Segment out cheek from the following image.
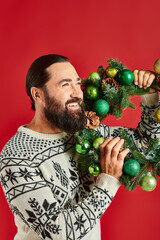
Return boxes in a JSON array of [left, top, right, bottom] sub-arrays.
[[81, 92, 84, 100], [53, 90, 66, 101], [78, 88, 83, 100], [55, 94, 68, 108]]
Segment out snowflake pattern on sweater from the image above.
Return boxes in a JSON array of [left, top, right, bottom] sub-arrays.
[[0, 93, 160, 240]]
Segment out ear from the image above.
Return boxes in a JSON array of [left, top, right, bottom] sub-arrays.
[[30, 87, 45, 106]]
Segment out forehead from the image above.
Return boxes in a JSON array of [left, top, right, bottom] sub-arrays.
[[46, 62, 79, 82]]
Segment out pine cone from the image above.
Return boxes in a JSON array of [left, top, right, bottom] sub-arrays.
[[85, 111, 100, 129], [102, 78, 119, 91]]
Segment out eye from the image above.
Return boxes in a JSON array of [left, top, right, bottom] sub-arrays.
[[62, 83, 69, 87], [77, 81, 81, 85]]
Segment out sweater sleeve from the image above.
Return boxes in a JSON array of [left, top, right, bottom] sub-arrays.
[[0, 151, 120, 240], [136, 92, 160, 142], [97, 92, 160, 149]]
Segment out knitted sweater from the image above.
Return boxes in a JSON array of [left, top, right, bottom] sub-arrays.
[[0, 93, 160, 240]]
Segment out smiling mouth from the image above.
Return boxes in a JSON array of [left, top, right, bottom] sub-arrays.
[[67, 102, 81, 110]]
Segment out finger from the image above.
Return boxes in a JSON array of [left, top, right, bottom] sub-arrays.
[[143, 71, 151, 89], [108, 148, 130, 179], [103, 137, 121, 150], [100, 136, 113, 156], [133, 70, 139, 85], [111, 139, 126, 166], [115, 149, 130, 176], [100, 137, 121, 172], [106, 139, 124, 169], [137, 70, 145, 88], [111, 139, 124, 159], [103, 137, 121, 162], [100, 136, 113, 161], [146, 73, 155, 87], [117, 148, 130, 162], [100, 136, 113, 149], [113, 139, 124, 156]]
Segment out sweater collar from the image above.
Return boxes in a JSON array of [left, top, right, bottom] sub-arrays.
[[18, 126, 71, 140]]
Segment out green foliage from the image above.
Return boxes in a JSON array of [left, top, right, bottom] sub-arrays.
[[75, 128, 160, 192], [107, 58, 124, 71], [124, 165, 148, 191], [81, 78, 87, 86], [97, 65, 105, 79], [77, 153, 94, 172], [74, 129, 99, 144], [101, 82, 150, 119], [119, 129, 160, 191], [77, 58, 160, 191], [82, 58, 153, 120], [81, 59, 151, 119], [75, 129, 101, 173], [145, 138, 159, 155], [132, 151, 147, 164], [151, 75, 160, 91], [102, 83, 133, 118], [118, 129, 137, 150]]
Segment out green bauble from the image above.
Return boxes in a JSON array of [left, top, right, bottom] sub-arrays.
[[88, 72, 101, 87], [88, 72, 101, 81], [75, 140, 91, 155], [93, 99, 109, 116], [140, 174, 157, 192], [93, 137, 105, 151], [88, 163, 101, 176], [84, 85, 99, 100], [154, 109, 160, 124], [118, 69, 134, 85], [154, 59, 160, 74], [106, 66, 118, 78], [123, 159, 140, 176]]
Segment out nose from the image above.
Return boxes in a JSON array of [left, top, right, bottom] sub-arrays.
[[70, 84, 83, 100]]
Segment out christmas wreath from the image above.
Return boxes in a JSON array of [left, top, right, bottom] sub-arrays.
[[74, 58, 160, 192]]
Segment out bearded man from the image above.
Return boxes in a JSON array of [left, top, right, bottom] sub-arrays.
[[0, 54, 159, 240]]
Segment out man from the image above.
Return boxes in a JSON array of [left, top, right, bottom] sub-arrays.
[[0, 54, 159, 240]]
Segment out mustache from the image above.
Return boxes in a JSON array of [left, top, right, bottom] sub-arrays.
[[65, 97, 83, 106]]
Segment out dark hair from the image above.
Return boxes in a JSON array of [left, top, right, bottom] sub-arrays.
[[26, 54, 69, 110]]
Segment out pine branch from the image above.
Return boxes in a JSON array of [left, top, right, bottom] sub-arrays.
[[101, 83, 141, 119], [101, 83, 119, 102], [74, 129, 99, 144], [126, 84, 149, 96], [120, 174, 132, 191], [130, 165, 149, 191], [78, 155, 92, 172], [110, 105, 123, 119], [128, 102, 136, 109], [144, 138, 159, 155], [132, 150, 148, 164], [107, 59, 124, 71], [97, 65, 105, 79], [121, 164, 149, 191], [151, 165, 158, 180], [118, 129, 137, 152]]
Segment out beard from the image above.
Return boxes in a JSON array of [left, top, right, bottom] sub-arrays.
[[43, 89, 87, 134]]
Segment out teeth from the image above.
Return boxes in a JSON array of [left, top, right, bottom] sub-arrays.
[[68, 103, 78, 107]]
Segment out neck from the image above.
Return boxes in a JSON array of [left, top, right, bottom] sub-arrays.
[[26, 111, 62, 134]]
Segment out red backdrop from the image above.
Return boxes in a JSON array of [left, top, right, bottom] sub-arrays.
[[0, 0, 160, 239]]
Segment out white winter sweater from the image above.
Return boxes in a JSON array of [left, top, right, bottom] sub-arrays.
[[0, 93, 160, 240]]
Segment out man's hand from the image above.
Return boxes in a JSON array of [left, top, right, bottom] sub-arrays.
[[100, 137, 129, 180], [133, 70, 156, 93]]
